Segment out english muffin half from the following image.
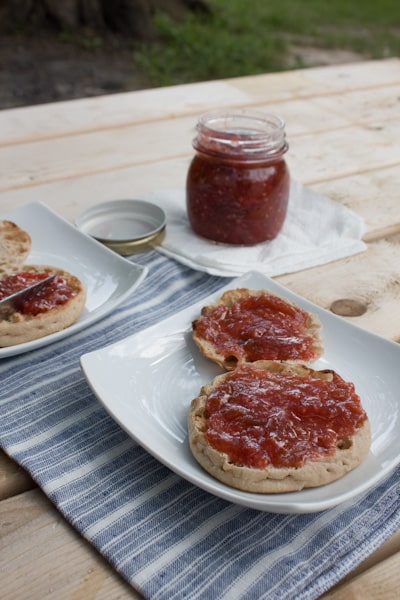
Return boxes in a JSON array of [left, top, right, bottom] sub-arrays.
[[188, 361, 370, 493], [192, 288, 323, 370], [0, 265, 86, 346]]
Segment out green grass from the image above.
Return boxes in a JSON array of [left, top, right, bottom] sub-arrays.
[[133, 0, 400, 87]]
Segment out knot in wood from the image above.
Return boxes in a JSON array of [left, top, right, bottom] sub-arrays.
[[329, 298, 367, 317]]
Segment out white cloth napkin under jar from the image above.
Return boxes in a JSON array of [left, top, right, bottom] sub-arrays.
[[146, 179, 366, 277]]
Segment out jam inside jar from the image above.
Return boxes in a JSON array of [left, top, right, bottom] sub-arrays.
[[186, 109, 290, 245]]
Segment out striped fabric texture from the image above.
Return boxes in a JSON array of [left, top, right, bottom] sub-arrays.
[[1, 251, 399, 600]]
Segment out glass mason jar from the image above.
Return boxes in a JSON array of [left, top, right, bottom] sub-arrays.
[[186, 109, 290, 245]]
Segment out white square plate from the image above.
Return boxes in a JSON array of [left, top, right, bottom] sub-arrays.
[[81, 271, 400, 513], [1, 202, 147, 358]]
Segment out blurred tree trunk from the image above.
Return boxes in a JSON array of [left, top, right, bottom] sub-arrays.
[[0, 0, 211, 38]]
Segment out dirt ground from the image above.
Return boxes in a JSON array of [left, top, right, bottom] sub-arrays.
[[0, 32, 149, 109], [0, 32, 365, 110]]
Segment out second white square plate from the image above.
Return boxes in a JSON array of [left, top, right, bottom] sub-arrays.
[[81, 271, 400, 513]]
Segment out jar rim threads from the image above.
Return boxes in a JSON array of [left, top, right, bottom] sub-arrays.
[[193, 108, 288, 160]]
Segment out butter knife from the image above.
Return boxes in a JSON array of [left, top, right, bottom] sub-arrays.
[[0, 275, 56, 319]]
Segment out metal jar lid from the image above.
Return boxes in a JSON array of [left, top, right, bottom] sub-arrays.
[[76, 199, 166, 255]]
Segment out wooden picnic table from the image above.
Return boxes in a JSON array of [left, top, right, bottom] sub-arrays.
[[1, 58, 400, 599]]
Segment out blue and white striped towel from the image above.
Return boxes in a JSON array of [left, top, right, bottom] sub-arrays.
[[1, 251, 399, 600]]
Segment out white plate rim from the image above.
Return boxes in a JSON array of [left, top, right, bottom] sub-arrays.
[[80, 271, 400, 513], [1, 202, 147, 358]]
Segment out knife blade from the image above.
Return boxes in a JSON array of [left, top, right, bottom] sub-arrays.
[[0, 274, 56, 319]]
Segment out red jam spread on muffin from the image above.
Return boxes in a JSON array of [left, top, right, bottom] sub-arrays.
[[194, 293, 318, 362], [0, 272, 75, 315], [204, 364, 367, 469]]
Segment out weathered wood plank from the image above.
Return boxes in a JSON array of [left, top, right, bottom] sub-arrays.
[[287, 121, 400, 184], [278, 234, 400, 342], [0, 488, 141, 599], [0, 449, 35, 500], [0, 114, 399, 193], [313, 165, 400, 235], [321, 550, 400, 599], [334, 530, 400, 587], [0, 156, 189, 220], [296, 58, 400, 92], [1, 156, 399, 243], [1, 59, 398, 147], [313, 84, 400, 127]]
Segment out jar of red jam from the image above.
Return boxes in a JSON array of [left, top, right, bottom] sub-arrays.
[[186, 109, 290, 245]]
